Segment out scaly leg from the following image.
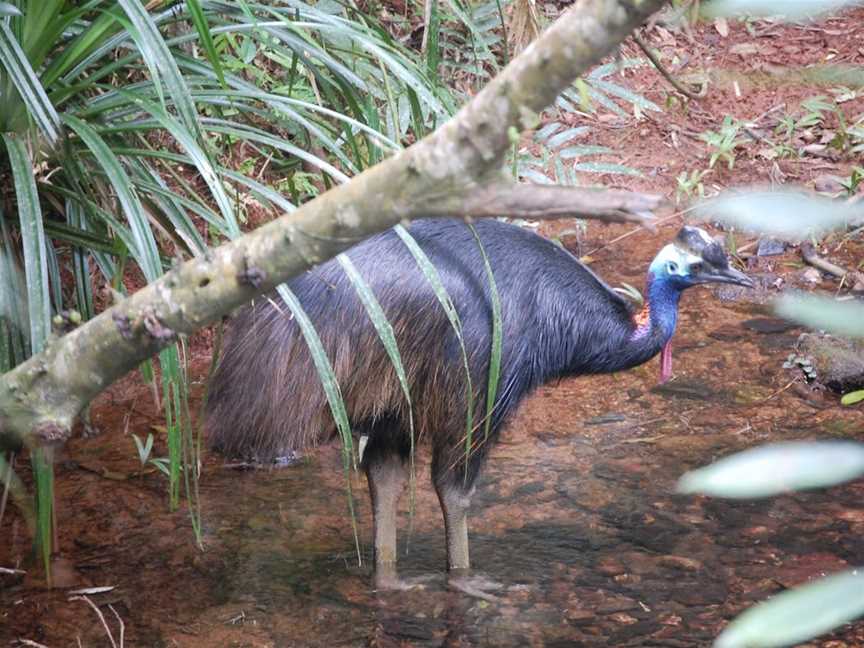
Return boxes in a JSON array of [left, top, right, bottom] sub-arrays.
[[434, 479, 474, 572], [364, 452, 408, 586]]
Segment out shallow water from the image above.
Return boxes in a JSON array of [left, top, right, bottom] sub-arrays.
[[3, 232, 864, 647]]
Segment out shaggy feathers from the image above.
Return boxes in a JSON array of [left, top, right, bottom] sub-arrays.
[[207, 219, 667, 486]]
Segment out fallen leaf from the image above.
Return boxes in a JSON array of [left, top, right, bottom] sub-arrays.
[[714, 17, 729, 37]]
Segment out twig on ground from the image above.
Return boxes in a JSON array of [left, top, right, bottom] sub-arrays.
[[633, 31, 705, 100], [69, 595, 122, 648]]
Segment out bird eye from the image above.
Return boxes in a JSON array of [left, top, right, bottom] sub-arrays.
[[691, 262, 703, 274], [666, 261, 678, 273]]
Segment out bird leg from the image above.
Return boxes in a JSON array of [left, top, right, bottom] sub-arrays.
[[659, 339, 673, 383], [434, 480, 474, 572], [364, 452, 407, 585]]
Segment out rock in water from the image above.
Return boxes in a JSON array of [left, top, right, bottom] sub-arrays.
[[798, 333, 864, 393], [756, 238, 786, 256]]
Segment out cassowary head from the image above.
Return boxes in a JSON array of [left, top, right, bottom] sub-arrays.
[[649, 226, 754, 290]]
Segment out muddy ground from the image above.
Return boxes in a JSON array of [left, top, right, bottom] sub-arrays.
[[3, 8, 864, 648]]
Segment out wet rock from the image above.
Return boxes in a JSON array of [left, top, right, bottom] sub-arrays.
[[801, 267, 823, 284], [608, 612, 639, 625], [512, 481, 547, 499], [757, 332, 800, 354], [595, 596, 640, 614], [670, 580, 727, 606], [566, 608, 596, 625], [708, 324, 745, 342], [798, 333, 864, 393], [659, 555, 703, 572], [757, 237, 786, 256], [596, 557, 626, 576], [584, 413, 626, 425], [742, 317, 797, 334], [650, 378, 719, 401], [556, 475, 616, 511]]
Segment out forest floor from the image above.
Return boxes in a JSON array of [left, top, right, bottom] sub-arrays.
[[3, 7, 864, 648]]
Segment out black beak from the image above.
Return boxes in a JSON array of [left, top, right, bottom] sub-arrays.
[[694, 265, 755, 288]]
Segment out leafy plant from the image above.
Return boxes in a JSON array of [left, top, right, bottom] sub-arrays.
[[0, 0, 454, 574], [675, 168, 708, 203], [700, 115, 746, 170], [131, 432, 170, 477], [782, 351, 817, 382]]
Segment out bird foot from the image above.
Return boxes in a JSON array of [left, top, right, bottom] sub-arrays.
[[448, 572, 505, 602], [373, 570, 436, 592]]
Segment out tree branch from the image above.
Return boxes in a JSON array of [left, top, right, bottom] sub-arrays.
[[0, 0, 666, 449]]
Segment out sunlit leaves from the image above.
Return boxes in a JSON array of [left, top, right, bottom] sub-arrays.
[[677, 441, 864, 499], [714, 569, 864, 648]]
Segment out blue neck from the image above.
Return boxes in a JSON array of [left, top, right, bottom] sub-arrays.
[[645, 272, 682, 344]]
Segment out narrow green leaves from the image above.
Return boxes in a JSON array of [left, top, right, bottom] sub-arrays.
[[338, 253, 417, 502], [469, 225, 502, 442], [774, 293, 864, 339], [395, 224, 475, 479], [0, 22, 61, 143], [677, 441, 864, 499], [186, 0, 227, 88], [275, 284, 362, 564], [695, 189, 863, 240], [117, 0, 202, 140], [62, 115, 162, 280], [715, 568, 864, 648], [3, 135, 50, 354]]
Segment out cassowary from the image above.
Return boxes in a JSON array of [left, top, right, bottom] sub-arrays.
[[207, 219, 752, 584]]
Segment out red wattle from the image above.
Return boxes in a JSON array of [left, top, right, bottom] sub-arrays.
[[659, 340, 673, 383]]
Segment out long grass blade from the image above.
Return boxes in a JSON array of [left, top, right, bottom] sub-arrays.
[[394, 224, 475, 482], [62, 114, 162, 279], [116, 0, 201, 139], [274, 283, 362, 565], [468, 225, 502, 442], [3, 134, 50, 354], [0, 22, 61, 143], [338, 254, 418, 515], [187, 0, 227, 88]]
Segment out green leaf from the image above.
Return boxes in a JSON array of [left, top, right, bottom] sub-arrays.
[[31, 448, 54, 585], [714, 569, 864, 648], [0, 3, 22, 17], [116, 0, 202, 139], [469, 225, 502, 443], [186, 0, 227, 88], [559, 145, 614, 159], [3, 134, 51, 354], [395, 224, 475, 480], [338, 254, 417, 504], [695, 188, 863, 240], [115, 91, 240, 239], [702, 0, 862, 21], [774, 293, 864, 339], [62, 114, 162, 280], [0, 22, 61, 143], [841, 390, 864, 406], [677, 441, 864, 499], [274, 284, 362, 563]]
